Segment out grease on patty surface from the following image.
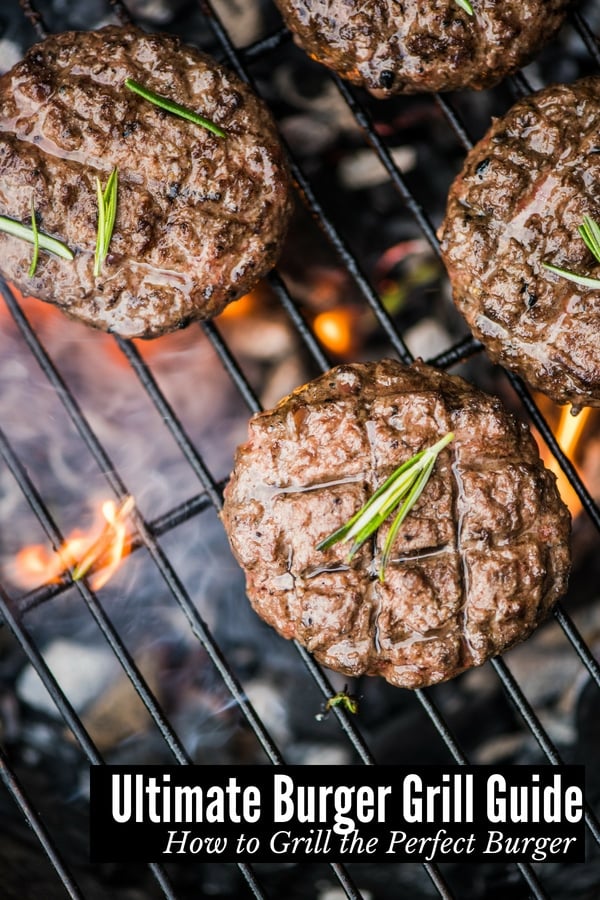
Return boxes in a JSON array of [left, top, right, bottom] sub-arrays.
[[222, 360, 570, 689], [273, 0, 571, 95], [0, 26, 292, 337], [439, 77, 600, 407]]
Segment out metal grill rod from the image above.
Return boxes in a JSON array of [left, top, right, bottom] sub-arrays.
[[492, 657, 600, 845], [0, 285, 285, 769], [0, 286, 280, 898], [0, 583, 180, 899], [0, 425, 193, 767], [199, 0, 415, 366], [0, 744, 84, 899], [415, 690, 550, 900]]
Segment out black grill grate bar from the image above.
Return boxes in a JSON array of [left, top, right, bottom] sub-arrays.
[[553, 604, 600, 690], [0, 425, 194, 767], [570, 10, 600, 66], [427, 337, 483, 369], [432, 94, 473, 154], [241, 25, 291, 61], [199, 0, 414, 367], [0, 744, 84, 899], [507, 373, 600, 533], [115, 335, 224, 508], [0, 583, 181, 899], [492, 657, 600, 846], [202, 321, 262, 414], [415, 689, 549, 900], [18, 0, 47, 38], [331, 74, 442, 257], [293, 641, 377, 765], [267, 270, 333, 371]]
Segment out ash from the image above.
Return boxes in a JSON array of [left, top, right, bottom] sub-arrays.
[[0, 0, 600, 899]]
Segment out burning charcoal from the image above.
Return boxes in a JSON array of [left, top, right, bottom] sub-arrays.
[[16, 640, 118, 717], [127, 0, 189, 25], [403, 318, 451, 361], [338, 147, 416, 189]]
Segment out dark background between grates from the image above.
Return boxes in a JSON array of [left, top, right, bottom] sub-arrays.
[[0, 1, 600, 898]]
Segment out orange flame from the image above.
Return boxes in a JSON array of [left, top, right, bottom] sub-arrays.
[[538, 405, 592, 518], [13, 496, 134, 591]]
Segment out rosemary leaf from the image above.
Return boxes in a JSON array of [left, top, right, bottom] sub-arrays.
[[455, 0, 474, 14], [543, 263, 600, 289], [28, 198, 39, 278], [0, 214, 74, 263], [317, 431, 454, 580], [124, 77, 226, 139], [379, 455, 436, 580], [94, 167, 118, 277], [543, 214, 600, 289], [325, 691, 359, 715], [579, 215, 600, 264]]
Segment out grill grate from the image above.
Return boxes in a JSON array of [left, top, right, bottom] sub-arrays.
[[0, 1, 598, 898]]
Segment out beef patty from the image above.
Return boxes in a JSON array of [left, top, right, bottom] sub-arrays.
[[273, 0, 571, 96], [222, 360, 570, 689], [439, 77, 600, 408], [0, 26, 292, 338]]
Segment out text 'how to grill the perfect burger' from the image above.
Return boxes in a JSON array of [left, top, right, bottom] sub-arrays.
[[89, 766, 585, 864]]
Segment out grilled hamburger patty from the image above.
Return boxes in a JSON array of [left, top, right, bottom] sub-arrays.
[[222, 360, 570, 689], [0, 26, 292, 338], [439, 78, 600, 407], [272, 0, 571, 95]]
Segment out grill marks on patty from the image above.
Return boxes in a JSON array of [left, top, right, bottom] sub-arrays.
[[439, 76, 600, 407], [0, 25, 293, 337], [222, 360, 570, 689], [272, 0, 572, 95]]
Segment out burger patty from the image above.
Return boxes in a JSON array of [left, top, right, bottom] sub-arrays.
[[222, 360, 570, 690], [439, 77, 600, 407], [272, 0, 571, 96], [0, 26, 292, 338]]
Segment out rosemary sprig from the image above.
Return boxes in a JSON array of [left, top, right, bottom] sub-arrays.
[[455, 0, 474, 14], [543, 215, 600, 289], [28, 198, 39, 278], [94, 167, 118, 277], [315, 687, 359, 721], [0, 213, 74, 265], [325, 690, 359, 715], [124, 77, 226, 139], [316, 431, 454, 582]]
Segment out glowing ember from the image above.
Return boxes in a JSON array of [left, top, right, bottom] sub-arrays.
[[313, 308, 358, 356], [13, 496, 134, 591], [217, 290, 259, 320]]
